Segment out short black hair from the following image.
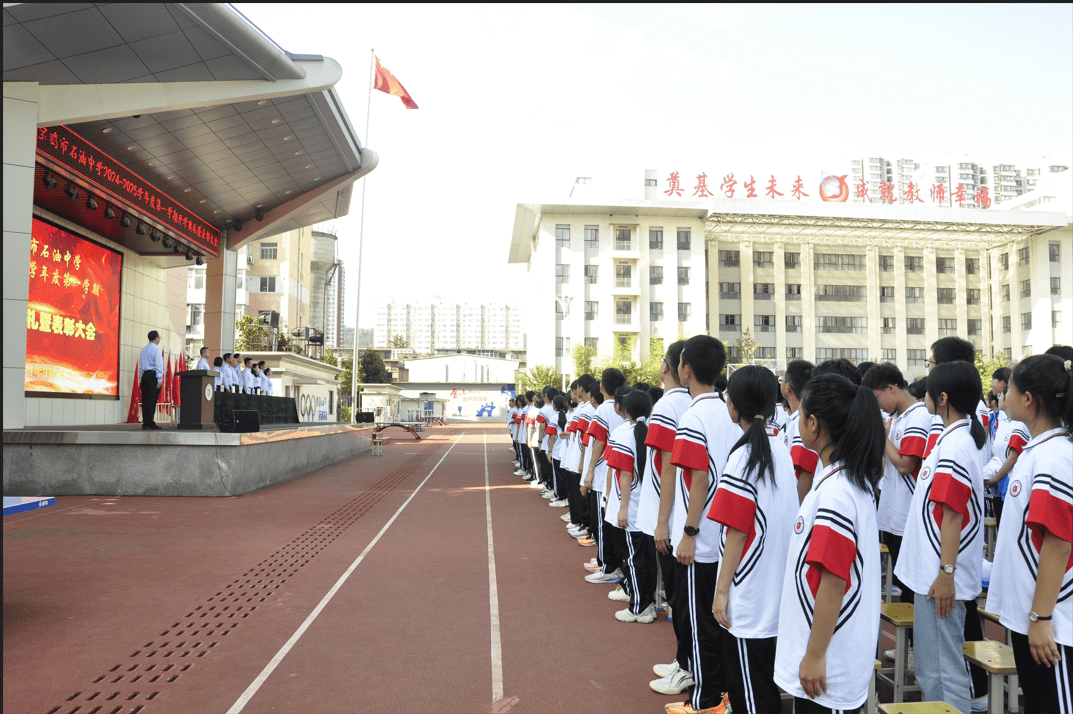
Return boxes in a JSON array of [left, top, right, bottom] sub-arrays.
[[233, 353, 242, 360], [601, 368, 627, 396], [992, 367, 1011, 384], [244, 357, 252, 366], [258, 361, 266, 368], [665, 340, 687, 377], [907, 378, 927, 400], [679, 335, 726, 386], [200, 346, 210, 356], [857, 362, 877, 379], [213, 356, 223, 367], [263, 368, 271, 375], [814, 358, 862, 386], [783, 359, 814, 399], [931, 336, 975, 365], [147, 330, 159, 341], [1044, 344, 1073, 362], [223, 352, 232, 360], [862, 362, 906, 391]]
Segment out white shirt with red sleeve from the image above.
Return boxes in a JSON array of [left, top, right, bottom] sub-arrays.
[[565, 402, 592, 473], [587, 400, 625, 494], [786, 410, 819, 479], [508, 407, 518, 441], [637, 387, 692, 536], [538, 403, 557, 452], [525, 405, 540, 447], [707, 427, 798, 639], [982, 417, 1029, 483], [553, 409, 570, 461], [895, 418, 985, 600], [877, 401, 931, 536], [985, 428, 1072, 646], [669, 392, 740, 562], [923, 400, 991, 466], [774, 461, 881, 711], [605, 421, 643, 532]]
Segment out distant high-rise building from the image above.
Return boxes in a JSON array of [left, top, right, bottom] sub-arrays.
[[374, 299, 525, 353]]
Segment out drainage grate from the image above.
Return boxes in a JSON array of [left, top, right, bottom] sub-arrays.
[[46, 447, 440, 714]]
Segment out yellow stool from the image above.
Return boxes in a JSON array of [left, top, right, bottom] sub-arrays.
[[866, 659, 881, 714], [963, 640, 1017, 714], [983, 516, 997, 560], [879, 704, 961, 713], [977, 607, 1019, 712], [371, 437, 384, 456], [877, 602, 920, 703], [880, 543, 894, 603]]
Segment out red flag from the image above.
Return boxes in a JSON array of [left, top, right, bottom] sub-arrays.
[[163, 354, 173, 416], [173, 370, 182, 408], [126, 366, 142, 423], [373, 56, 418, 109]]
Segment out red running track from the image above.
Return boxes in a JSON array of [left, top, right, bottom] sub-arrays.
[[4, 425, 690, 714]]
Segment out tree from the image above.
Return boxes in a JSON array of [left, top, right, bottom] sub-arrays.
[[518, 364, 563, 393], [389, 334, 410, 349], [235, 313, 265, 351], [734, 328, 757, 365], [572, 343, 597, 378], [975, 350, 1009, 399], [360, 350, 392, 383], [320, 345, 338, 368]]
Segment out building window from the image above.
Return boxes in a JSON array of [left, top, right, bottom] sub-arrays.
[[556, 263, 570, 284], [1020, 279, 1032, 298], [967, 319, 982, 336], [555, 337, 565, 357], [585, 337, 598, 350], [1002, 316, 1011, 333], [585, 301, 598, 321], [905, 287, 923, 304], [880, 286, 894, 303], [678, 267, 690, 286], [815, 253, 866, 271], [754, 283, 775, 300], [727, 345, 740, 362], [904, 256, 924, 273], [1052, 277, 1061, 296], [719, 282, 741, 300], [555, 225, 570, 247], [1021, 312, 1032, 330], [784, 252, 800, 269], [1050, 242, 1061, 262], [907, 349, 927, 367], [650, 265, 663, 285], [816, 348, 868, 362], [754, 314, 775, 332], [967, 288, 981, 305], [584, 226, 599, 249], [1000, 253, 1009, 270], [787, 347, 802, 360], [786, 284, 801, 301], [938, 318, 957, 336], [1018, 247, 1030, 266], [1001, 284, 1010, 302], [719, 250, 740, 267], [260, 242, 277, 260], [649, 228, 663, 250], [815, 285, 866, 302], [754, 347, 774, 360], [816, 316, 866, 334], [1004, 347, 1012, 360], [906, 318, 925, 335], [611, 228, 632, 251], [678, 302, 691, 322], [936, 256, 953, 273], [882, 317, 896, 334], [754, 251, 774, 268], [555, 301, 564, 320], [879, 255, 895, 272], [585, 265, 598, 284], [786, 315, 801, 333], [188, 303, 203, 326], [615, 299, 632, 325], [1054, 310, 1062, 329], [883, 349, 897, 362], [719, 313, 739, 332], [613, 263, 632, 288], [937, 288, 956, 304], [677, 229, 691, 251], [650, 302, 664, 321], [966, 257, 979, 274], [259, 276, 276, 293]]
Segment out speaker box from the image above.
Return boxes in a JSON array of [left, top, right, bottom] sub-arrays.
[[359, 411, 375, 423], [220, 410, 260, 433]]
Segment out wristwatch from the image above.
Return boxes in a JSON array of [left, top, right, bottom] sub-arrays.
[[1029, 611, 1052, 622], [683, 525, 700, 537], [940, 563, 956, 574]]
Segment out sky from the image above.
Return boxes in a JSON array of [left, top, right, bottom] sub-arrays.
[[236, 3, 1073, 329]]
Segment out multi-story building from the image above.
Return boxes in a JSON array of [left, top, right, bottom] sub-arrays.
[[511, 170, 1070, 380], [373, 299, 526, 353], [323, 259, 345, 349]]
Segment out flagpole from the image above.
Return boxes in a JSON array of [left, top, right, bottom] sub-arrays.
[[350, 48, 374, 423]]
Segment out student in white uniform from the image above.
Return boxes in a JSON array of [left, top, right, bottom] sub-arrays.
[[554, 393, 575, 518], [582, 369, 627, 583], [577, 381, 605, 550], [895, 361, 987, 714], [985, 354, 1072, 714], [666, 335, 740, 714], [773, 374, 884, 714], [548, 394, 569, 507], [709, 365, 798, 714], [983, 390, 1029, 525], [780, 359, 817, 503], [567, 376, 597, 542]]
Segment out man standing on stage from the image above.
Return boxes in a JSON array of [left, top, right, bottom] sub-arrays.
[[139, 330, 164, 430], [195, 346, 210, 371]]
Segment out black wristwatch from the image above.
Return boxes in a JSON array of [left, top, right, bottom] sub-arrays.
[[1029, 611, 1052, 622], [683, 525, 700, 537]]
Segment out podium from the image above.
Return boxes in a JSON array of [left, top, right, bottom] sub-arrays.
[[176, 370, 220, 430]]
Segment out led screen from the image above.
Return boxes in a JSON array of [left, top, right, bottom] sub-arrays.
[[25, 217, 123, 397]]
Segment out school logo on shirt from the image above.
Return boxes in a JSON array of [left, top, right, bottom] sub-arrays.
[[919, 467, 931, 482], [1009, 480, 1021, 497], [794, 516, 804, 534], [1003, 434, 1010, 442], [895, 430, 901, 440]]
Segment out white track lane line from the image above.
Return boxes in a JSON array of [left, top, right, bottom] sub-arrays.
[[484, 433, 505, 702], [227, 432, 467, 714]]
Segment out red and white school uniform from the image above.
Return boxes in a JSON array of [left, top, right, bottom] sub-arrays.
[[587, 400, 624, 496], [786, 410, 819, 480], [708, 426, 798, 714], [638, 387, 691, 536], [587, 400, 625, 571], [566, 401, 593, 474], [982, 416, 1029, 484], [606, 420, 658, 614], [774, 461, 881, 711], [924, 400, 991, 464], [877, 401, 931, 537]]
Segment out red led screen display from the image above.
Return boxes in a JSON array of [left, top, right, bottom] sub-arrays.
[[25, 217, 123, 398]]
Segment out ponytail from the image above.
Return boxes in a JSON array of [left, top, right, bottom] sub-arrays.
[[726, 366, 779, 484], [926, 361, 987, 449], [623, 390, 654, 483], [730, 415, 775, 484], [634, 419, 649, 483], [552, 395, 568, 431], [801, 375, 885, 495]]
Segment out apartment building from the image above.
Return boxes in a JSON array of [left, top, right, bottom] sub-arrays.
[[374, 299, 525, 353]]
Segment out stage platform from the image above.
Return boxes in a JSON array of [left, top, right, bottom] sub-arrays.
[[3, 422, 374, 498]]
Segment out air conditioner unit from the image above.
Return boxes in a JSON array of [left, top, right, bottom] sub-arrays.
[[247, 255, 254, 265]]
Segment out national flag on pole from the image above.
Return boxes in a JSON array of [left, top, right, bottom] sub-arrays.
[[373, 56, 418, 109], [126, 367, 142, 423]]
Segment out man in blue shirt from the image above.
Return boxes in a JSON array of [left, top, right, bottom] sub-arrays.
[[195, 347, 210, 371], [139, 330, 164, 429]]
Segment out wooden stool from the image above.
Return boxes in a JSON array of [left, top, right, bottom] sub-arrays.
[[879, 704, 961, 713], [880, 543, 894, 604], [983, 516, 997, 560], [977, 607, 1019, 712], [371, 437, 384, 456], [877, 602, 920, 703], [963, 640, 1017, 714]]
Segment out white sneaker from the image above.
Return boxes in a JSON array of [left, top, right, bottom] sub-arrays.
[[513, 469, 526, 476], [649, 668, 694, 694], [653, 661, 682, 678], [541, 491, 555, 499], [549, 499, 568, 507], [584, 568, 623, 584], [616, 604, 657, 623], [608, 585, 631, 602], [883, 646, 915, 673], [560, 513, 572, 521], [529, 480, 544, 489]]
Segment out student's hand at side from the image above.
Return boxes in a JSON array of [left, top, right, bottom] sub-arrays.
[[676, 535, 695, 565], [617, 507, 629, 530], [1029, 620, 1061, 667], [798, 652, 827, 700], [654, 522, 671, 555], [927, 572, 956, 619], [712, 590, 730, 629]]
